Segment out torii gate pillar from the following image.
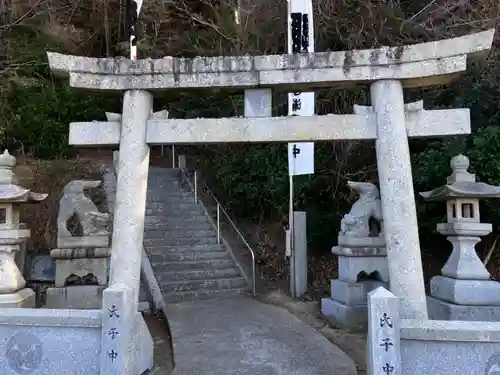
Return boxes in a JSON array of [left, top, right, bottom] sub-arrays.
[[371, 80, 427, 319], [109, 90, 152, 309]]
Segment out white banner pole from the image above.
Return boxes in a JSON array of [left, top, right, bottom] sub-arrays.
[[287, 0, 315, 298]]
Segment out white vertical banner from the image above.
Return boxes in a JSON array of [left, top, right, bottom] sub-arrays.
[[128, 0, 143, 60], [288, 142, 314, 176], [287, 0, 315, 174]]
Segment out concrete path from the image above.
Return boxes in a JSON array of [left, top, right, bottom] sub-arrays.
[[165, 297, 357, 375]]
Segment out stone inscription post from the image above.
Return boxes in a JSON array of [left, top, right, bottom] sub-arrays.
[[100, 283, 136, 375], [367, 287, 401, 375]]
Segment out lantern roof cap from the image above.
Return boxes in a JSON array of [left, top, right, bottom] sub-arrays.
[[420, 154, 500, 201], [0, 150, 48, 203]]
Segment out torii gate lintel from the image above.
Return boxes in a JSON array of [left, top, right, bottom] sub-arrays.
[[69, 104, 470, 147]]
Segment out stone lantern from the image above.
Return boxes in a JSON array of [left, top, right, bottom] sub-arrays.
[[420, 154, 500, 321], [0, 150, 48, 307]]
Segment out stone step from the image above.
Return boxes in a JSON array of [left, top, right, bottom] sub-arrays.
[[147, 185, 191, 192], [163, 287, 249, 303], [158, 259, 235, 272], [156, 267, 241, 282], [144, 226, 214, 234], [158, 251, 232, 262], [143, 229, 216, 239], [159, 276, 246, 292], [146, 181, 184, 187], [146, 202, 200, 210], [146, 186, 184, 193], [149, 167, 179, 174], [148, 174, 179, 179], [147, 177, 180, 182], [147, 176, 179, 182], [146, 190, 191, 198], [147, 172, 179, 178], [144, 215, 208, 225], [144, 222, 213, 231], [144, 244, 226, 254], [146, 198, 195, 205], [145, 207, 205, 216], [144, 237, 218, 247], [147, 194, 195, 201], [147, 170, 180, 176]]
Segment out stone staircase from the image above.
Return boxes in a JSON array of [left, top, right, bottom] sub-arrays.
[[143, 168, 249, 303]]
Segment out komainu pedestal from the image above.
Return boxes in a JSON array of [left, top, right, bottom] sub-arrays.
[[45, 180, 111, 309], [321, 181, 388, 329]]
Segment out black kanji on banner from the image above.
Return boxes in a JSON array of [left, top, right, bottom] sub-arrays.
[[292, 98, 302, 112], [301, 14, 309, 52], [291, 12, 302, 53], [127, 0, 138, 46], [291, 12, 310, 53]]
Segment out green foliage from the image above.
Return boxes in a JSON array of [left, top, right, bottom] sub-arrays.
[[2, 84, 119, 159], [5, 25, 68, 79], [212, 144, 289, 218], [193, 140, 376, 251]]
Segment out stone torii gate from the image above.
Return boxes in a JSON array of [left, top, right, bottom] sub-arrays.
[[48, 30, 494, 328]]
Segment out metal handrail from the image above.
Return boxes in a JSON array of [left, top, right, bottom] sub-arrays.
[[180, 168, 256, 296]]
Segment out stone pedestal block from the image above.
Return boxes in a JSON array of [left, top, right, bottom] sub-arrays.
[[51, 247, 110, 287], [46, 246, 111, 309], [57, 235, 109, 249], [322, 279, 387, 329], [322, 243, 388, 329], [45, 285, 105, 309], [331, 279, 386, 305], [338, 253, 389, 283], [427, 296, 500, 322], [439, 235, 491, 280], [0, 288, 35, 308], [321, 298, 367, 328], [431, 275, 500, 305]]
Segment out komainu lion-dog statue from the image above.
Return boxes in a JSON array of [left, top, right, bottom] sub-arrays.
[[340, 181, 383, 238], [57, 180, 109, 238]]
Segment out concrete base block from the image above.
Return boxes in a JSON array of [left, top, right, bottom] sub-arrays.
[[0, 305, 151, 375], [321, 298, 367, 329], [45, 285, 105, 309], [330, 279, 386, 305], [0, 288, 35, 308], [430, 275, 500, 305], [54, 257, 109, 287], [401, 319, 500, 375], [0, 308, 101, 375], [427, 296, 500, 321], [338, 255, 389, 283]]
